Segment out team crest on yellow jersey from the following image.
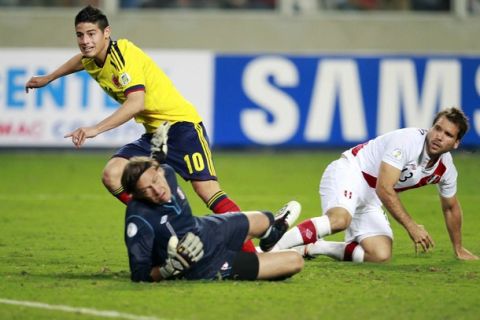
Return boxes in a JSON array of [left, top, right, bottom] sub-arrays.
[[111, 74, 121, 88], [119, 72, 131, 86], [111, 72, 131, 88]]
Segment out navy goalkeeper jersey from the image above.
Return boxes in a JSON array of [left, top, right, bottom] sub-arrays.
[[124, 165, 248, 282]]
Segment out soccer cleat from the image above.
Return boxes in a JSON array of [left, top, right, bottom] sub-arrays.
[[150, 121, 170, 163], [259, 200, 301, 252], [291, 244, 315, 260]]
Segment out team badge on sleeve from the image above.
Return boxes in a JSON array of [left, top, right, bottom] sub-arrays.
[[119, 72, 131, 86], [391, 148, 403, 160], [127, 222, 138, 237]]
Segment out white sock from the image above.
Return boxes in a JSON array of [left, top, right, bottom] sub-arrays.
[[274, 228, 303, 250], [343, 242, 365, 262], [311, 215, 332, 238], [307, 240, 365, 262], [351, 245, 365, 262], [307, 240, 346, 260]]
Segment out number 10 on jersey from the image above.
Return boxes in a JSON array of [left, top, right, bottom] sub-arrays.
[[184, 153, 205, 174]]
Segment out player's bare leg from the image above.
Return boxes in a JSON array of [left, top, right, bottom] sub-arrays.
[[243, 201, 301, 250], [191, 179, 223, 205], [326, 207, 353, 232], [243, 208, 303, 280], [360, 235, 392, 262], [243, 211, 272, 238], [256, 251, 304, 280], [102, 157, 131, 204]]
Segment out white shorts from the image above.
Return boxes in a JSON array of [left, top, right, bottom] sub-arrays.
[[345, 206, 393, 243], [319, 157, 393, 243]]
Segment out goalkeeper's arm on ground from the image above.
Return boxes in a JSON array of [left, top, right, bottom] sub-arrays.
[[125, 217, 156, 282]]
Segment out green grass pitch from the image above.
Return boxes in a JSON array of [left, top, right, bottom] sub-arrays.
[[0, 150, 479, 320]]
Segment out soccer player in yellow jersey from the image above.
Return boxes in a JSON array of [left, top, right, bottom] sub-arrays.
[[25, 5, 255, 252]]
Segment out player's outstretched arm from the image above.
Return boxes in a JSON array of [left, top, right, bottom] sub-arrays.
[[25, 53, 84, 93], [440, 195, 479, 260], [64, 91, 145, 148], [376, 161, 435, 253]]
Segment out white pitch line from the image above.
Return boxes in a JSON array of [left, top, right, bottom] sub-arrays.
[[0, 298, 162, 320]]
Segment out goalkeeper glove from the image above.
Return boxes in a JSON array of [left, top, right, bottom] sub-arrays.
[[150, 121, 170, 163], [177, 232, 204, 265], [158, 232, 204, 280]]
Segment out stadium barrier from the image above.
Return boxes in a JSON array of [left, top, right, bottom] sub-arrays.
[[1, 49, 479, 148]]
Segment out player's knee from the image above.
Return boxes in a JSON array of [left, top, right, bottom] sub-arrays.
[[102, 163, 124, 189], [274, 251, 305, 278], [362, 236, 392, 263], [102, 168, 115, 188], [326, 209, 352, 231], [374, 252, 391, 263], [247, 211, 273, 238], [368, 248, 391, 263], [290, 251, 305, 274], [278, 252, 304, 278]]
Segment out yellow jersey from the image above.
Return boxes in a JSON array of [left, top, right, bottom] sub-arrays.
[[82, 39, 202, 133]]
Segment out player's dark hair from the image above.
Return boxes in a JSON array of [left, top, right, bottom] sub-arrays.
[[75, 5, 109, 31], [432, 107, 469, 140], [121, 157, 159, 196]]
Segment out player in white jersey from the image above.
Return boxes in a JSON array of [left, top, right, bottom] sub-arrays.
[[271, 107, 478, 263]]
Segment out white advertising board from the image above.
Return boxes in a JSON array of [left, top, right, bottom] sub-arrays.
[[0, 48, 213, 147]]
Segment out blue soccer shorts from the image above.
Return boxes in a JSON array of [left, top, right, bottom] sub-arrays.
[[113, 121, 217, 181], [185, 212, 253, 280]]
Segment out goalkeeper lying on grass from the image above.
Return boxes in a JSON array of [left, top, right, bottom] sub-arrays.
[[120, 128, 303, 281]]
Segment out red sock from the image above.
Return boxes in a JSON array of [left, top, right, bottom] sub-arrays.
[[343, 242, 359, 261], [240, 240, 257, 253], [297, 219, 318, 245], [208, 192, 241, 213], [208, 191, 256, 253], [112, 186, 132, 205]]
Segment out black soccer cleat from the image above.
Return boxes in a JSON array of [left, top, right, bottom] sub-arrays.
[[259, 201, 301, 252]]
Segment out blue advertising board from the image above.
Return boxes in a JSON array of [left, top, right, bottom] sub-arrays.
[[1, 50, 479, 148], [214, 54, 480, 148]]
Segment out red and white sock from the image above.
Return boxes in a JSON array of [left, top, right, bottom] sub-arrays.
[[307, 240, 365, 262], [275, 215, 332, 250], [343, 241, 365, 262]]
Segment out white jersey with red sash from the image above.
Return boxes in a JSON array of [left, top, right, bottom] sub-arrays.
[[342, 128, 457, 198]]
